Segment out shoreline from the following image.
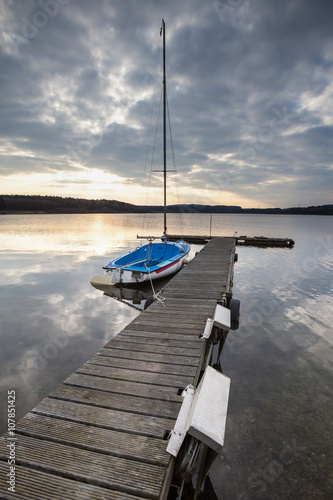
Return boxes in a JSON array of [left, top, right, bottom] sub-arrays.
[[1, 210, 332, 216]]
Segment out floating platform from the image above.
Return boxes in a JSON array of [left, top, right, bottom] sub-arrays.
[[0, 237, 236, 500], [236, 236, 295, 247], [168, 235, 295, 247]]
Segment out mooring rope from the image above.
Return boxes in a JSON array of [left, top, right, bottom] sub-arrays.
[[145, 264, 166, 308]]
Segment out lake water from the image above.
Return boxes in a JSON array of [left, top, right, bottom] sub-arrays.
[[0, 213, 332, 499]]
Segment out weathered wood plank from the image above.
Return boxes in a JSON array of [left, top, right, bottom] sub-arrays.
[[65, 373, 182, 401], [88, 354, 197, 377], [170, 271, 227, 277], [144, 302, 217, 314], [163, 285, 228, 291], [0, 435, 166, 499], [116, 334, 202, 348], [97, 347, 199, 366], [163, 275, 229, 283], [16, 413, 169, 466], [119, 329, 203, 341], [162, 290, 225, 300], [76, 363, 195, 387], [143, 297, 217, 307], [49, 385, 180, 419], [164, 273, 230, 282], [0, 461, 142, 500], [140, 310, 213, 321], [122, 324, 204, 335], [139, 310, 214, 320], [126, 315, 207, 328], [32, 398, 175, 438], [162, 283, 227, 289], [103, 339, 202, 357]]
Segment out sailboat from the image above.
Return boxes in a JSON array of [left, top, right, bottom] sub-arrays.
[[101, 20, 190, 285]]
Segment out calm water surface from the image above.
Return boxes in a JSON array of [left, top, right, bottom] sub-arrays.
[[0, 213, 332, 499]]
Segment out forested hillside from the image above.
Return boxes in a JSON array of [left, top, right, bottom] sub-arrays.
[[0, 195, 142, 213], [1, 195, 332, 215]]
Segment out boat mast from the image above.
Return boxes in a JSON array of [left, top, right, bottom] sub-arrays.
[[162, 19, 167, 240]]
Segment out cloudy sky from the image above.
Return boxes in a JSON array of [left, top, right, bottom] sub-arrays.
[[1, 0, 332, 208]]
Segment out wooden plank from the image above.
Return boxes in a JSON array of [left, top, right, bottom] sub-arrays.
[[49, 385, 180, 419], [125, 316, 207, 328], [143, 297, 217, 307], [76, 363, 195, 387], [97, 347, 199, 366], [123, 311, 211, 328], [164, 285, 229, 293], [119, 324, 207, 336], [162, 284, 228, 291], [132, 315, 209, 325], [88, 354, 197, 377], [162, 290, 224, 300], [0, 434, 165, 499], [32, 398, 175, 439], [65, 373, 182, 402], [167, 268, 230, 276], [116, 334, 202, 348], [161, 285, 227, 293], [179, 270, 228, 274], [141, 304, 215, 313], [163, 281, 227, 292], [0, 461, 142, 500], [141, 308, 215, 318], [165, 281, 225, 288], [194, 267, 231, 272], [119, 329, 203, 341], [140, 310, 213, 321], [168, 270, 230, 279], [145, 302, 217, 312], [16, 413, 169, 466], [103, 340, 202, 357], [169, 271, 230, 278]]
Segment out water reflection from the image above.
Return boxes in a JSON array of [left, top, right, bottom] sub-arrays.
[[0, 254, 140, 436], [1, 213, 333, 499], [91, 280, 150, 311], [213, 236, 333, 499], [90, 276, 172, 312]]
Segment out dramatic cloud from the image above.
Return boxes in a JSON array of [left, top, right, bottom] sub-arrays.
[[0, 0, 332, 207]]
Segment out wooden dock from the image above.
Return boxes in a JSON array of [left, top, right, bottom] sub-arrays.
[[0, 237, 236, 500]]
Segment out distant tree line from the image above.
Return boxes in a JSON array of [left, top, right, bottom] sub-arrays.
[[0, 195, 332, 215], [0, 195, 143, 213], [280, 205, 333, 215], [140, 203, 333, 215]]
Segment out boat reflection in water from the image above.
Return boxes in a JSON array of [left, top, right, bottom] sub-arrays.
[[90, 273, 173, 311]]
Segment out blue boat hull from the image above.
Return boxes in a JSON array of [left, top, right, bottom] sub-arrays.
[[103, 240, 191, 284]]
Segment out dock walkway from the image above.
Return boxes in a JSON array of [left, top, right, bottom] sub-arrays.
[[0, 237, 236, 500]]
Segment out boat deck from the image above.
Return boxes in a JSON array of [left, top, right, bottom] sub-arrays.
[[0, 237, 236, 500]]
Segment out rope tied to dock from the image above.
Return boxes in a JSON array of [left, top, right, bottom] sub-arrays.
[[145, 264, 166, 308]]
